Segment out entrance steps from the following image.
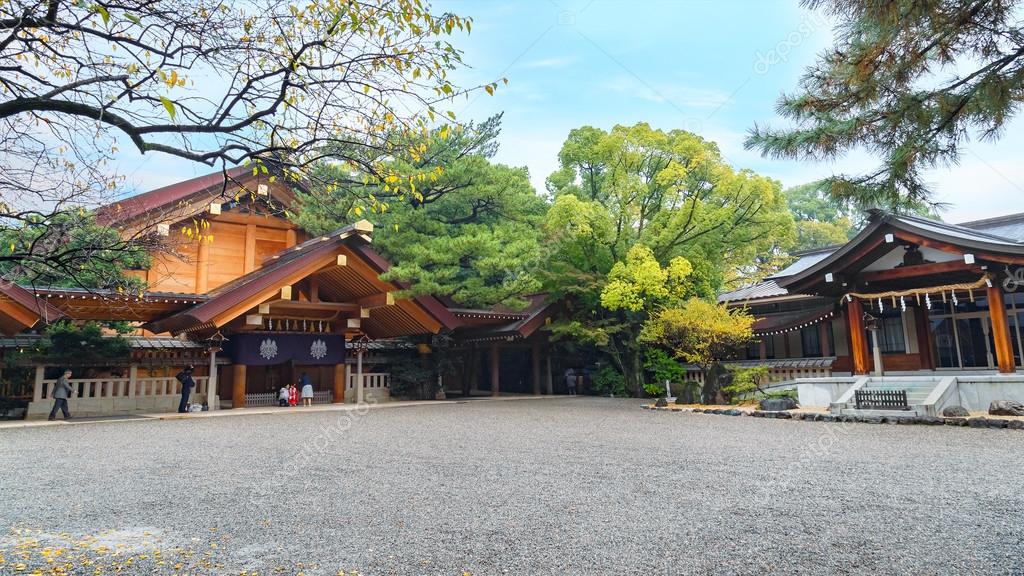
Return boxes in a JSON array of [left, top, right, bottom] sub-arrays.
[[830, 376, 951, 417]]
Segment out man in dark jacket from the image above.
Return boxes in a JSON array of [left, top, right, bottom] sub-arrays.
[[177, 365, 195, 413], [48, 369, 73, 421]]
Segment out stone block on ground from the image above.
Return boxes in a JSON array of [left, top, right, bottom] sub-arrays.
[[988, 400, 1024, 417], [759, 397, 798, 411]]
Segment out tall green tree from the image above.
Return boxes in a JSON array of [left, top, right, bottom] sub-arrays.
[[297, 115, 545, 309], [746, 1, 1024, 208], [542, 123, 792, 396]]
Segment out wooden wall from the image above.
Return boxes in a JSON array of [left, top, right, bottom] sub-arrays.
[[143, 215, 294, 295]]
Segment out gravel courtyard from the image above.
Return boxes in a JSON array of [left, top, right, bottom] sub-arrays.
[[2, 397, 1023, 575]]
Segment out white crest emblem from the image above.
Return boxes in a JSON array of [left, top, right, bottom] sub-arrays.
[[259, 338, 278, 360], [310, 339, 328, 360]]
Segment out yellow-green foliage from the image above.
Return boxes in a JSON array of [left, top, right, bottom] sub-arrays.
[[641, 299, 753, 368], [600, 245, 692, 313]]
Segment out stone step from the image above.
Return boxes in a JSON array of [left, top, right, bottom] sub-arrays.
[[838, 407, 923, 418]]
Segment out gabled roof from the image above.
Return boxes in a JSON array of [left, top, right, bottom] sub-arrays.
[[142, 222, 458, 338], [721, 209, 1024, 304], [452, 294, 557, 343], [97, 165, 297, 229], [958, 212, 1024, 242], [777, 209, 1024, 294], [0, 281, 65, 335]]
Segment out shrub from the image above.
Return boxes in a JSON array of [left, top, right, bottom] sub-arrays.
[[591, 366, 628, 397], [643, 383, 666, 397], [722, 365, 768, 404]]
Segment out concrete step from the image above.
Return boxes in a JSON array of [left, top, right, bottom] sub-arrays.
[[837, 408, 923, 418]]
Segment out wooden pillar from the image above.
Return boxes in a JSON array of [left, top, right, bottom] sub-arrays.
[[489, 342, 500, 397], [232, 364, 247, 408], [332, 363, 346, 403], [914, 305, 935, 370], [819, 321, 831, 357], [243, 223, 257, 274], [285, 228, 297, 248], [545, 353, 553, 395], [988, 285, 1016, 373], [531, 342, 542, 395], [846, 298, 870, 375], [195, 238, 210, 294], [758, 338, 767, 361], [783, 332, 791, 359]]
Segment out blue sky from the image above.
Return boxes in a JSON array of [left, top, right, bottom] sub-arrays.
[[119, 0, 1024, 222]]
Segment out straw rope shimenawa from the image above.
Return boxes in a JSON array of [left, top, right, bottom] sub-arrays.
[[840, 274, 994, 307]]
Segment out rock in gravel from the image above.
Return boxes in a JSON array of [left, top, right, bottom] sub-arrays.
[[655, 398, 668, 408], [1008, 420, 1024, 430], [759, 397, 798, 411], [942, 405, 970, 418], [988, 400, 1024, 417], [987, 419, 1009, 429], [968, 417, 989, 428]]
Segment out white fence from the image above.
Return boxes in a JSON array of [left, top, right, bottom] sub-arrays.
[[27, 368, 213, 419], [246, 390, 333, 407], [36, 375, 211, 401], [346, 372, 390, 403]]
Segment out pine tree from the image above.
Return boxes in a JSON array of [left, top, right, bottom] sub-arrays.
[[747, 1, 1024, 208]]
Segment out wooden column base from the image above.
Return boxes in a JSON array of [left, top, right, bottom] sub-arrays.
[[232, 364, 247, 408]]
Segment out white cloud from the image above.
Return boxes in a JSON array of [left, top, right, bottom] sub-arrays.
[[600, 76, 732, 109]]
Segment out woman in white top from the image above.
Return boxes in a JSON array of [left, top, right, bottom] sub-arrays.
[[299, 372, 314, 406]]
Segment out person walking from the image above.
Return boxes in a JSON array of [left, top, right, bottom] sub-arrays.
[[299, 372, 314, 406], [564, 368, 577, 396], [48, 369, 73, 421], [176, 365, 195, 413]]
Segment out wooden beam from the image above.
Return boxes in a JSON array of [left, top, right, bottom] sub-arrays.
[[309, 275, 320, 303], [357, 292, 394, 309], [988, 286, 1016, 373], [859, 260, 979, 283], [894, 230, 1024, 265], [286, 229, 297, 248], [244, 224, 257, 274], [264, 299, 359, 312]]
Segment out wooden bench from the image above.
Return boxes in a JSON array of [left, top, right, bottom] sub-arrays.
[[854, 389, 910, 410]]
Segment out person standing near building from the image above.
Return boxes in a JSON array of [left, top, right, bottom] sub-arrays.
[[299, 372, 314, 406], [176, 365, 195, 414], [564, 368, 577, 395], [48, 369, 73, 421]]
